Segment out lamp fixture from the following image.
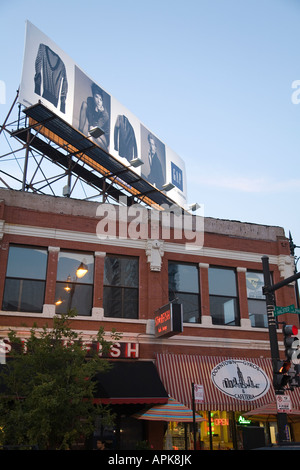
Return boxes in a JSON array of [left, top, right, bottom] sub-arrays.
[[64, 275, 72, 292], [76, 261, 88, 278], [188, 203, 200, 212], [162, 182, 175, 192], [55, 298, 63, 306], [130, 157, 144, 168], [88, 126, 105, 138]]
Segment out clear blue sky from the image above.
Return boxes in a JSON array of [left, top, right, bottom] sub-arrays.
[[1, 0, 300, 262]]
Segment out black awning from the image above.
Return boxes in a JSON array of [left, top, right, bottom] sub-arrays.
[[93, 361, 168, 404]]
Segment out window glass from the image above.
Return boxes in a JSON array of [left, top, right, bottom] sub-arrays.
[[55, 251, 94, 316], [6, 245, 47, 280], [168, 262, 200, 323], [246, 271, 267, 328], [168, 263, 199, 293], [103, 256, 139, 319], [208, 267, 237, 296], [2, 245, 48, 312], [208, 267, 239, 326], [104, 257, 138, 288], [246, 272, 264, 299], [56, 251, 94, 284]]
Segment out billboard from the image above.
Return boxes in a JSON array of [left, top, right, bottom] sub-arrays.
[[19, 21, 187, 207]]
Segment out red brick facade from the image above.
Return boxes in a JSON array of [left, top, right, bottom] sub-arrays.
[[0, 188, 297, 360]]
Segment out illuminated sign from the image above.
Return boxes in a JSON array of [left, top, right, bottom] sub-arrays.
[[238, 416, 252, 425], [154, 303, 183, 338]]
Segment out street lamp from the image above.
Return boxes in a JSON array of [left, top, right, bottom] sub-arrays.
[[76, 261, 88, 279]]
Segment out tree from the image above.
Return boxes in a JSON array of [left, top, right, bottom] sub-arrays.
[[0, 310, 121, 450]]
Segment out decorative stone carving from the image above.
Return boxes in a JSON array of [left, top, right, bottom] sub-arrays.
[[278, 254, 295, 281], [145, 239, 164, 272]]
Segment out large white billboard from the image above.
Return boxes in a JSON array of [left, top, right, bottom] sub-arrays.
[[19, 21, 187, 207]]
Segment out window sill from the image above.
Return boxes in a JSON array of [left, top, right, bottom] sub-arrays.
[[0, 305, 148, 324]]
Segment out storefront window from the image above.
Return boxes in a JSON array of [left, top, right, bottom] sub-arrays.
[[246, 271, 268, 328], [2, 245, 48, 313], [199, 411, 237, 450], [103, 255, 139, 318], [163, 411, 237, 450], [55, 251, 94, 316], [208, 267, 240, 326], [168, 262, 200, 323]]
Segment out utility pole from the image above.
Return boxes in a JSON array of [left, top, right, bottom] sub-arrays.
[[262, 255, 300, 444]]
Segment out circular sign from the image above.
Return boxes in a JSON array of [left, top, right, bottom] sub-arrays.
[[211, 359, 270, 401]]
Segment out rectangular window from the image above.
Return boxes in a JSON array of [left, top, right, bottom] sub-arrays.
[[2, 245, 48, 313], [168, 261, 200, 323], [208, 267, 240, 326], [55, 251, 94, 316], [246, 271, 267, 328], [103, 255, 139, 319]]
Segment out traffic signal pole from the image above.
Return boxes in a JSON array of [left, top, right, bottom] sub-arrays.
[[262, 255, 300, 444]]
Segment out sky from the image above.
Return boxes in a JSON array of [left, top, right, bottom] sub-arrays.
[[1, 0, 300, 265]]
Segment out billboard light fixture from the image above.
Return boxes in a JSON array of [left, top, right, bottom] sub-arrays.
[[162, 182, 175, 192], [130, 157, 144, 168], [188, 203, 200, 212], [88, 126, 105, 138]]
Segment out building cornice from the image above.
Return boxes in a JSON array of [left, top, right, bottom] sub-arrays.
[[3, 222, 281, 266]]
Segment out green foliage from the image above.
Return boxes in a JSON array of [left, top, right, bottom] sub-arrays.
[[0, 310, 121, 450]]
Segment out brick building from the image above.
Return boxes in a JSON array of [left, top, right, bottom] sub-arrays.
[[0, 187, 299, 450]]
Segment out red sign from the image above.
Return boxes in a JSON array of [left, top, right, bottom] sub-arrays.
[[2, 339, 139, 359], [154, 303, 183, 338]]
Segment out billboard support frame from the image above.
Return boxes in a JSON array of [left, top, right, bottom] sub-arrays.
[[0, 99, 186, 212]]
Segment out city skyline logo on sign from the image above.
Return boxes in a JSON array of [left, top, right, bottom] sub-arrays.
[[211, 359, 270, 401], [18, 21, 187, 208]]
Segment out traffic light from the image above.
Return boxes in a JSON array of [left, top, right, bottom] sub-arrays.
[[273, 360, 291, 392], [282, 324, 300, 363]]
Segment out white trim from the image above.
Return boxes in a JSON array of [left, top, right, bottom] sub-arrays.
[[0, 323, 277, 352], [3, 223, 280, 266]]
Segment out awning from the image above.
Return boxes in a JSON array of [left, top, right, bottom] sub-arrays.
[[93, 361, 168, 405], [133, 397, 206, 422], [243, 403, 300, 423], [156, 353, 300, 412]]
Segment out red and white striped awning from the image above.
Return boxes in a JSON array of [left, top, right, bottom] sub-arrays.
[[156, 354, 300, 412]]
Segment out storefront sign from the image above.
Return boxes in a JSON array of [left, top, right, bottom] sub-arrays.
[[2, 339, 139, 359], [154, 303, 183, 338], [211, 359, 270, 401], [276, 395, 292, 413], [238, 416, 252, 425], [194, 384, 204, 403]]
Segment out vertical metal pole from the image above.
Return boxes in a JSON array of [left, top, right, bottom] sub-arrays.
[[22, 128, 30, 191], [191, 382, 196, 450], [261, 255, 288, 444], [208, 411, 213, 450], [262, 256, 280, 362]]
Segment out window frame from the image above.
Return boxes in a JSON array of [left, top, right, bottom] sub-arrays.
[[103, 254, 139, 319], [2, 244, 48, 313], [208, 266, 240, 326], [168, 260, 201, 323], [246, 270, 268, 328], [55, 250, 94, 316]]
